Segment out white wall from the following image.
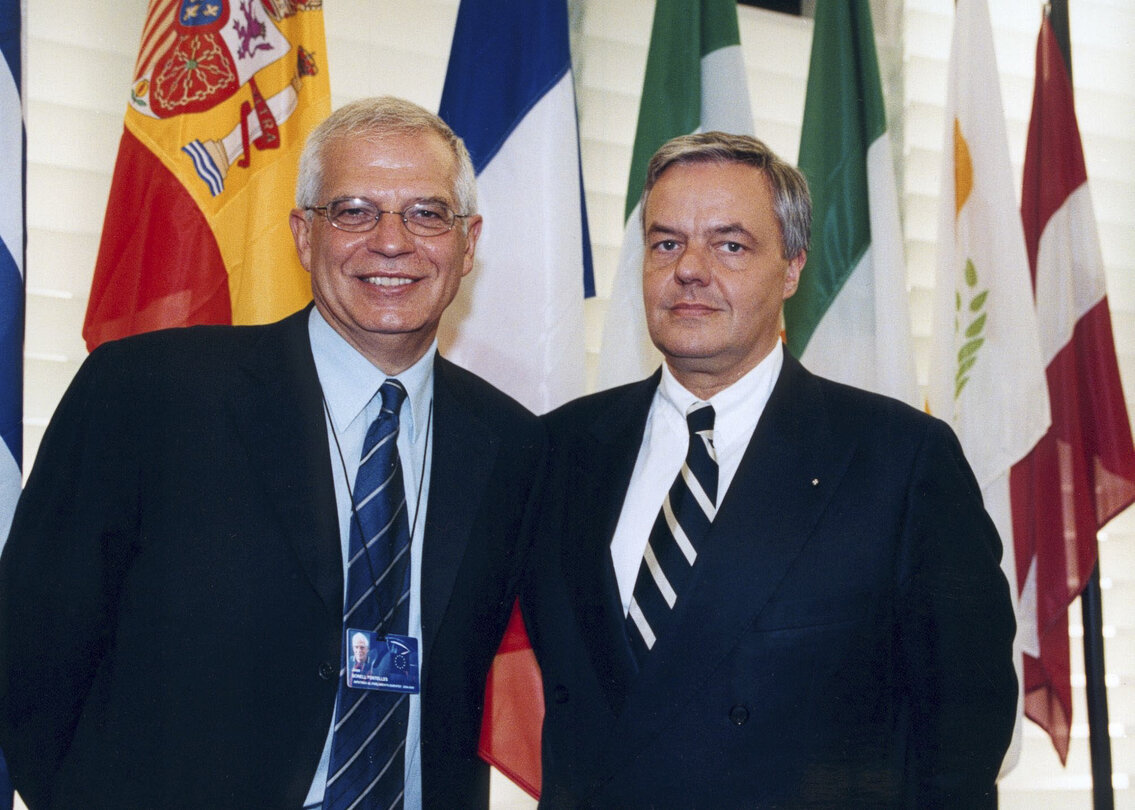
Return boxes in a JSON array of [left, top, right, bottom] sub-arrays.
[[20, 1, 1135, 807]]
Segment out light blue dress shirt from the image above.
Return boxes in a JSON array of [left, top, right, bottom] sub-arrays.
[[304, 308, 432, 810]]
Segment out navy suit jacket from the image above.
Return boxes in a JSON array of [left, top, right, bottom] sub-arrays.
[[0, 308, 544, 809], [522, 351, 1016, 809]]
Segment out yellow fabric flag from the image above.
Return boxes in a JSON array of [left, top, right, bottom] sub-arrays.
[[86, 0, 330, 348]]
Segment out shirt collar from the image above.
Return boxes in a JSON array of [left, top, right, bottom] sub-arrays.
[[308, 307, 435, 442], [658, 342, 784, 419]]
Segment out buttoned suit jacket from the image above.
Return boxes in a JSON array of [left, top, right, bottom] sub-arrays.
[[0, 308, 544, 809], [522, 350, 1017, 809]]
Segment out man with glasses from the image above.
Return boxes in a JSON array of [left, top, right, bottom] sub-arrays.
[[0, 97, 543, 810]]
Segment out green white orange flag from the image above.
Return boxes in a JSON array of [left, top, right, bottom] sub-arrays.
[[83, 0, 331, 350], [784, 0, 917, 406], [596, 0, 752, 389], [1009, 10, 1135, 763], [928, 0, 1050, 774]]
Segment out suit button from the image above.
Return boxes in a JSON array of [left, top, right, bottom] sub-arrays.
[[729, 704, 749, 726], [554, 684, 569, 704], [318, 661, 336, 680]]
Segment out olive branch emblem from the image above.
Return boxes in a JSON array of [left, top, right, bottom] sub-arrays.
[[954, 258, 988, 399]]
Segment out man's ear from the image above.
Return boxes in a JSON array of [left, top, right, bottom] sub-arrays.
[[783, 250, 806, 299], [289, 208, 312, 272], [461, 214, 483, 278]]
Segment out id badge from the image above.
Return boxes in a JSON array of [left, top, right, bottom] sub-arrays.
[[345, 628, 420, 694]]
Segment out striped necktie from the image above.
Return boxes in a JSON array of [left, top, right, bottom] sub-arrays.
[[324, 379, 411, 810], [627, 402, 717, 667]]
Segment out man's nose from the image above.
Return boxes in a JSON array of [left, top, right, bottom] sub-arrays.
[[674, 244, 711, 284], [365, 210, 415, 254]]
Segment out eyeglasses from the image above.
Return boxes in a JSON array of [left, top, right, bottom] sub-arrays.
[[306, 197, 470, 237]]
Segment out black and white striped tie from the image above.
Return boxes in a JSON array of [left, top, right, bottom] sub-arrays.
[[627, 402, 717, 667]]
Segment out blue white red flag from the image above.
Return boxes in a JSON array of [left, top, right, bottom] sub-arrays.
[[439, 0, 593, 797], [438, 0, 592, 416]]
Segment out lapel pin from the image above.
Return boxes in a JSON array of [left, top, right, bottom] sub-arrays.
[[811, 478, 819, 487]]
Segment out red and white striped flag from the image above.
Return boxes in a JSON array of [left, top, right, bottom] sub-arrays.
[[1008, 10, 1135, 764]]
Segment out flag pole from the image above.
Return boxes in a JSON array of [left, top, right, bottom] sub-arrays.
[[1081, 566, 1114, 809], [1046, 2, 1115, 805]]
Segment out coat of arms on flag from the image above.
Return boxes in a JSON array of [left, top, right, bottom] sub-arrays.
[[85, 0, 330, 349]]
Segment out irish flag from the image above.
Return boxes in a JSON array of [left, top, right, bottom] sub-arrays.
[[928, 0, 1051, 774], [597, 0, 752, 389], [1009, 9, 1135, 763], [784, 0, 916, 406], [84, 0, 331, 350]]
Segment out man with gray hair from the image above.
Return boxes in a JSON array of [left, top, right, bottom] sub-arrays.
[[0, 96, 543, 809], [522, 131, 1017, 807]]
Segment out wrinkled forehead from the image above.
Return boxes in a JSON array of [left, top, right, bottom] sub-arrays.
[[320, 130, 461, 201], [642, 160, 773, 228]]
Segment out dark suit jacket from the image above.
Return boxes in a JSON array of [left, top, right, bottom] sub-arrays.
[[522, 351, 1017, 809], [0, 308, 544, 809]]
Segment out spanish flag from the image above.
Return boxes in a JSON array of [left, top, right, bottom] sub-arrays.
[[84, 0, 330, 350]]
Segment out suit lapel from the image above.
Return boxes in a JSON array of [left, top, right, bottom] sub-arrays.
[[566, 373, 659, 714], [230, 309, 343, 613], [604, 354, 861, 769], [419, 356, 498, 673], [232, 336, 498, 673]]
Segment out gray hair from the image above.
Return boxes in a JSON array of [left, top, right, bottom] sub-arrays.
[[295, 96, 478, 220], [641, 131, 811, 260]]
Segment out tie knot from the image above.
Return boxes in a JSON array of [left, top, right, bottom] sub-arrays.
[[380, 378, 407, 417], [686, 402, 715, 436]]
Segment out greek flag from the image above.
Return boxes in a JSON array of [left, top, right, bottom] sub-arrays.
[[0, 1, 24, 803], [0, 0, 24, 545]]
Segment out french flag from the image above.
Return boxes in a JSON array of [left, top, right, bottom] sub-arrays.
[[438, 0, 592, 797], [438, 0, 592, 417]]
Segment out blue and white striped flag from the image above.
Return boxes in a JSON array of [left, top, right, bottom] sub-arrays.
[[0, 1, 24, 803], [0, 0, 24, 545], [438, 0, 592, 416]]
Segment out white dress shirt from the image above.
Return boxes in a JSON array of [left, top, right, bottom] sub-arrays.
[[610, 344, 784, 614], [304, 307, 432, 810]]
